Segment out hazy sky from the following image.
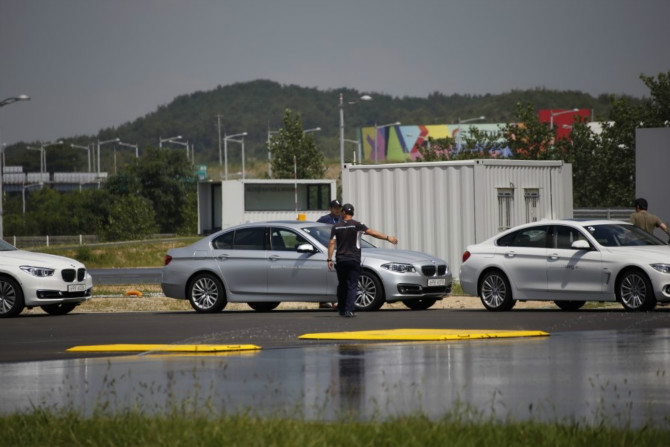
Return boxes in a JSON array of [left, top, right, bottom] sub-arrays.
[[1, 0, 669, 145]]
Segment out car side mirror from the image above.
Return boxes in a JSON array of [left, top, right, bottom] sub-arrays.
[[571, 240, 591, 250], [296, 243, 316, 253]]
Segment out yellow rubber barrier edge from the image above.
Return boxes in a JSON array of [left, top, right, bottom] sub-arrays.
[[298, 328, 549, 341], [67, 344, 262, 353]]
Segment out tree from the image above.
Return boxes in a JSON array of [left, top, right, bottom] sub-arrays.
[[640, 71, 670, 126], [106, 146, 196, 233], [269, 109, 325, 179], [413, 136, 453, 161], [555, 121, 607, 207], [98, 195, 159, 241], [500, 103, 555, 160]]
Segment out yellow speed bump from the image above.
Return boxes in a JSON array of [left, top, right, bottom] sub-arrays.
[[67, 344, 261, 353], [299, 328, 549, 341]]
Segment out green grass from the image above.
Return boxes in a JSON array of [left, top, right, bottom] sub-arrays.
[[1, 410, 668, 446], [37, 237, 200, 268]]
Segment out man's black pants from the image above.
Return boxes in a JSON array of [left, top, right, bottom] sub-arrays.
[[335, 260, 361, 313]]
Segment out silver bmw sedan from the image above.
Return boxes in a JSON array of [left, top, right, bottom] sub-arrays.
[[161, 221, 452, 313]]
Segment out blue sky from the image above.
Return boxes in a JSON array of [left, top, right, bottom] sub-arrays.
[[1, 0, 669, 145]]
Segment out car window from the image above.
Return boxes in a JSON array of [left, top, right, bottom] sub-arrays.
[[301, 225, 333, 246], [584, 224, 665, 247], [233, 227, 267, 250], [212, 227, 266, 250], [212, 231, 233, 249], [552, 225, 588, 249], [270, 228, 308, 251], [497, 226, 549, 248], [0, 239, 17, 251]]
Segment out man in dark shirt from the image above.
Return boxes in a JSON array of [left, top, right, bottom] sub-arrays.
[[317, 200, 343, 225], [327, 203, 398, 317]]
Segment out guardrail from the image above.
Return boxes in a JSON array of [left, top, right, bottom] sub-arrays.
[[8, 234, 178, 249], [572, 208, 633, 221]]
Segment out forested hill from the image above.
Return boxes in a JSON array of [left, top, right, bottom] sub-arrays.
[[8, 79, 641, 170]]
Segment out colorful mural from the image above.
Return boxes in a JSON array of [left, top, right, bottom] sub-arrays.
[[359, 123, 509, 162]]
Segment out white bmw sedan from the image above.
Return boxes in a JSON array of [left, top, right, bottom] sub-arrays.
[[459, 219, 670, 311], [0, 239, 93, 317]]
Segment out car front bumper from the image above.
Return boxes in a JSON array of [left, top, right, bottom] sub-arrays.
[[381, 271, 453, 302]]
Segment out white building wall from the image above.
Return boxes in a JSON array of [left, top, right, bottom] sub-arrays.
[[636, 128, 670, 240], [342, 160, 572, 280], [198, 179, 338, 234]]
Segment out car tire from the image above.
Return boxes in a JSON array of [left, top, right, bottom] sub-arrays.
[[402, 298, 437, 310], [247, 301, 280, 312], [554, 300, 585, 311], [478, 269, 516, 311], [187, 273, 227, 313], [41, 303, 78, 315], [356, 271, 385, 311], [617, 269, 657, 311], [0, 276, 24, 318]]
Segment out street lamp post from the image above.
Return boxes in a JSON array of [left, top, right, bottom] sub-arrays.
[[70, 143, 92, 171], [26, 146, 45, 176], [27, 141, 62, 177], [118, 141, 139, 158], [0, 95, 30, 108], [22, 183, 43, 215], [159, 135, 182, 148], [0, 94, 30, 239], [223, 132, 247, 180], [550, 108, 579, 129], [41, 141, 63, 176], [160, 136, 189, 159], [456, 116, 485, 151], [97, 138, 120, 175], [339, 93, 372, 171], [373, 121, 401, 164]]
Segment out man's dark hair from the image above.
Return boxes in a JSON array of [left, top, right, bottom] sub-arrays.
[[634, 198, 648, 210]]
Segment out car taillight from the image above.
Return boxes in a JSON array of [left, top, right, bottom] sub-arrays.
[[462, 251, 471, 263], [164, 255, 172, 266]]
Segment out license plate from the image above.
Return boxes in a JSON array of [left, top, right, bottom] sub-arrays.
[[68, 284, 87, 292], [428, 278, 446, 287]]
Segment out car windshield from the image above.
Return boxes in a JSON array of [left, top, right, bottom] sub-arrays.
[[301, 224, 375, 248], [0, 239, 17, 251], [584, 223, 666, 247]]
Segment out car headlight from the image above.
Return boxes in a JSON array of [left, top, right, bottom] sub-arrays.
[[651, 263, 670, 274], [381, 263, 416, 273], [20, 266, 55, 277]]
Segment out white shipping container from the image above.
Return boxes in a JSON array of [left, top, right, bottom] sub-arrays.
[[2, 173, 26, 184], [26, 172, 49, 183], [53, 172, 101, 183], [342, 159, 573, 279]]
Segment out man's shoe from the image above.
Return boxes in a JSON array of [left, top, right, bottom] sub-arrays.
[[344, 311, 356, 318]]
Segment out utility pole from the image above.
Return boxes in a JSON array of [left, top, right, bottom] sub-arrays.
[[217, 115, 223, 172]]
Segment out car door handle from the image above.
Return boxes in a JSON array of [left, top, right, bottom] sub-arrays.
[[217, 254, 229, 261], [504, 251, 516, 258], [269, 255, 280, 261], [549, 253, 559, 260]]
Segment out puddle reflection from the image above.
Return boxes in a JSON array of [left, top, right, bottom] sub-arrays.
[[1, 330, 669, 427]]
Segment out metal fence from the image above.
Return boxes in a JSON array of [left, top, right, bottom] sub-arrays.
[[8, 234, 177, 249], [572, 208, 633, 221]]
